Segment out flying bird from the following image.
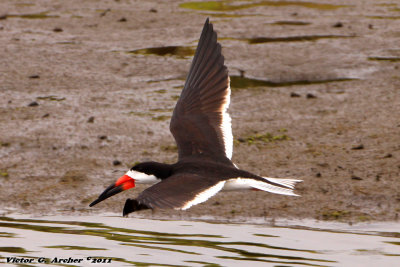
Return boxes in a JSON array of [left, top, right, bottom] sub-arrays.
[[89, 18, 301, 216]]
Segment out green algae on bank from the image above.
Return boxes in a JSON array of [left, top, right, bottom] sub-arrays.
[[321, 210, 350, 220], [374, 3, 398, 7], [150, 108, 174, 112], [56, 41, 78, 45], [161, 144, 178, 152], [14, 3, 35, 7], [127, 111, 171, 122], [271, 20, 311, 26], [368, 56, 400, 62], [247, 34, 354, 44], [237, 132, 290, 145], [127, 46, 195, 58], [366, 15, 400, 20], [6, 12, 59, 19], [36, 95, 66, 101], [0, 170, 9, 178], [319, 209, 373, 222], [147, 77, 186, 84], [152, 115, 171, 121], [218, 35, 354, 44], [180, 1, 349, 12], [127, 36, 353, 61], [230, 75, 356, 90], [197, 12, 263, 18], [154, 89, 167, 94], [127, 111, 152, 117]]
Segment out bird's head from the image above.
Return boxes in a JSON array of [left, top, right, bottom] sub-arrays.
[[89, 162, 168, 207]]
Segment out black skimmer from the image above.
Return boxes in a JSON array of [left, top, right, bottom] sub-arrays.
[[89, 18, 301, 216]]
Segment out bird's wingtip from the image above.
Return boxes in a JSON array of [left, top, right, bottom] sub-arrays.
[[205, 17, 213, 29], [123, 198, 151, 216]]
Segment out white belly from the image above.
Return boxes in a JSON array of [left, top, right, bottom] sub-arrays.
[[222, 178, 253, 191], [223, 177, 301, 196]]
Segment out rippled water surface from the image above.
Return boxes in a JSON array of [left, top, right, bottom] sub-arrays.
[[0, 215, 399, 266]]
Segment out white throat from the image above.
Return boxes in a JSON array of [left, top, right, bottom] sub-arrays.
[[126, 170, 159, 184]]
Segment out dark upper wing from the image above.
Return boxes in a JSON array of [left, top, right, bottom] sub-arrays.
[[136, 173, 225, 210], [170, 18, 233, 163]]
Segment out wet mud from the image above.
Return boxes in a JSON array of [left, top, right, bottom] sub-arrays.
[[0, 0, 399, 223]]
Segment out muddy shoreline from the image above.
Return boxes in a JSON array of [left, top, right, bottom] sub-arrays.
[[0, 0, 399, 223]]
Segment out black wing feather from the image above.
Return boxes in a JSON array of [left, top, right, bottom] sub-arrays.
[[136, 174, 223, 210], [170, 18, 232, 164]]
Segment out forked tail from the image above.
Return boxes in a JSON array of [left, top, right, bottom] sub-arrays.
[[250, 177, 302, 196]]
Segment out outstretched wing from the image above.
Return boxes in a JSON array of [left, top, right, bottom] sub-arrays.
[[136, 174, 225, 210], [170, 18, 233, 163]]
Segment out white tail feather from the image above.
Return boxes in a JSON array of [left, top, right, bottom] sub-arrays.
[[249, 177, 302, 196], [263, 177, 302, 189]]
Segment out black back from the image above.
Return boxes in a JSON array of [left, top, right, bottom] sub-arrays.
[[132, 162, 172, 180]]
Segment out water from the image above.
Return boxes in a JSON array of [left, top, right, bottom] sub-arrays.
[[0, 215, 399, 266]]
